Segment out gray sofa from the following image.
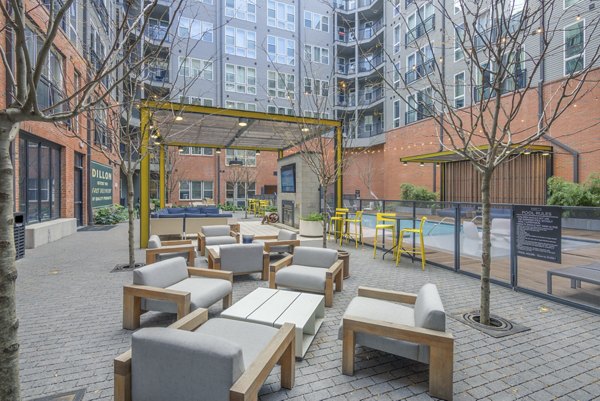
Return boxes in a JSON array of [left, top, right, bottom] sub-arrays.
[[198, 225, 239, 256], [270, 246, 344, 307], [123, 257, 233, 329], [340, 284, 454, 400], [115, 308, 296, 401]]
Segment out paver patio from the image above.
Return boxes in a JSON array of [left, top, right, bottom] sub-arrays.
[[15, 221, 600, 400]]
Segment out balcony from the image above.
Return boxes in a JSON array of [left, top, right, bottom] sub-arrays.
[[405, 58, 435, 84], [473, 69, 527, 102], [358, 53, 384, 73], [337, 29, 356, 44], [337, 63, 356, 75], [357, 87, 384, 106], [91, 0, 109, 31], [405, 14, 435, 45], [335, 0, 356, 12], [146, 19, 171, 43], [336, 96, 356, 108], [357, 19, 384, 41], [405, 107, 434, 125], [147, 64, 170, 83], [356, 121, 384, 138]]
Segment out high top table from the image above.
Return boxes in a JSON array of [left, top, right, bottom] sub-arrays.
[[220, 288, 325, 358]]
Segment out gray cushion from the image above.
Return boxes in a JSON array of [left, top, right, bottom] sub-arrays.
[[278, 229, 297, 241], [414, 283, 446, 331], [293, 246, 338, 269], [156, 251, 193, 262], [132, 327, 244, 401], [339, 296, 430, 363], [144, 277, 232, 314], [205, 236, 238, 246], [275, 265, 326, 293], [148, 235, 162, 249], [202, 225, 231, 237], [133, 257, 188, 289], [219, 243, 264, 274], [195, 318, 278, 369]]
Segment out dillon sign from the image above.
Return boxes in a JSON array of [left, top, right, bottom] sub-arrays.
[[91, 161, 113, 208]]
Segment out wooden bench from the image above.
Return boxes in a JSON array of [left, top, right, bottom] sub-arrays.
[[547, 264, 600, 294]]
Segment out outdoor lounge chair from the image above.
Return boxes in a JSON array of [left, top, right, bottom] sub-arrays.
[[340, 284, 454, 400], [114, 308, 295, 401], [270, 246, 343, 307], [491, 218, 511, 238], [122, 257, 233, 330], [462, 222, 482, 240], [208, 243, 270, 280], [254, 229, 300, 254], [146, 234, 196, 265], [198, 225, 239, 256]]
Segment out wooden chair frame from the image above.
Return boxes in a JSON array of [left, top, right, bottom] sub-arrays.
[[122, 268, 233, 330], [269, 254, 343, 307], [208, 247, 270, 281], [115, 308, 296, 401], [342, 286, 454, 401], [254, 235, 300, 254], [198, 227, 240, 256], [145, 240, 196, 265]]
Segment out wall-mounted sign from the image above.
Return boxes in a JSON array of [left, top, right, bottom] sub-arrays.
[[91, 161, 113, 208], [514, 205, 561, 263]]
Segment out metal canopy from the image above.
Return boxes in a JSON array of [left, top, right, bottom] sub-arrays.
[[400, 144, 553, 163], [147, 101, 341, 151]]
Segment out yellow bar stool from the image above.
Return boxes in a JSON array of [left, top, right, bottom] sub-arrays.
[[342, 210, 364, 248], [396, 216, 427, 270], [328, 208, 349, 242], [373, 213, 396, 258]]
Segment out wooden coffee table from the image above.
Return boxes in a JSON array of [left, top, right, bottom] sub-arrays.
[[220, 288, 325, 358]]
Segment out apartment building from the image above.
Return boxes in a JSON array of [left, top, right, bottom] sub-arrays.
[[3, 0, 121, 238]]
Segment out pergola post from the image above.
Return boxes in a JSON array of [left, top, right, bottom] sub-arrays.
[[159, 145, 166, 209], [335, 125, 343, 210], [140, 107, 151, 248]]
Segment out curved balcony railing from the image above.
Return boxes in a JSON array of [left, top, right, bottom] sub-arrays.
[[405, 14, 435, 45], [358, 53, 384, 73], [405, 58, 435, 83], [357, 19, 384, 41]]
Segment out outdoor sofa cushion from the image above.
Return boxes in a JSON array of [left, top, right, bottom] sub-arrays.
[[202, 225, 232, 237], [278, 229, 297, 241], [205, 236, 238, 246], [147, 235, 193, 262], [293, 246, 338, 269], [219, 243, 264, 274], [275, 265, 327, 293], [338, 283, 446, 364], [133, 257, 188, 289]]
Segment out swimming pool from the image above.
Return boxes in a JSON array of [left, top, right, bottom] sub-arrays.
[[358, 214, 455, 236]]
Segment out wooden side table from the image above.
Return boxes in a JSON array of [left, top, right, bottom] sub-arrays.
[[338, 251, 350, 279]]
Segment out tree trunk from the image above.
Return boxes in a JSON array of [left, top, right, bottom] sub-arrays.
[[0, 121, 21, 401], [244, 183, 248, 219], [479, 169, 493, 326], [321, 187, 327, 248], [127, 170, 135, 268]]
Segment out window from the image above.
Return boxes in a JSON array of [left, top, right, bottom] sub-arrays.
[[226, 149, 257, 166], [454, 24, 464, 61], [226, 182, 256, 206], [393, 100, 401, 128], [406, 87, 433, 124], [564, 0, 581, 8], [564, 20, 584, 75], [94, 106, 109, 148], [393, 25, 401, 53], [304, 110, 330, 119], [303, 78, 329, 96], [19, 135, 61, 223], [454, 72, 465, 108], [179, 147, 214, 156], [267, 35, 295, 65], [268, 71, 295, 99], [226, 27, 256, 59], [226, 101, 257, 111], [393, 0, 401, 16], [179, 96, 213, 106], [268, 105, 295, 116], [453, 0, 461, 14], [179, 181, 214, 200], [178, 17, 213, 42], [225, 64, 256, 94], [178, 57, 213, 80], [304, 45, 329, 64], [304, 11, 329, 32], [68, 1, 77, 41], [393, 61, 401, 89], [225, 0, 256, 22], [406, 44, 434, 83], [268, 0, 295, 31], [406, 2, 434, 44]]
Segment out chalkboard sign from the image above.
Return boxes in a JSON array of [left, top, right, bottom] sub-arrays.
[[514, 205, 561, 263]]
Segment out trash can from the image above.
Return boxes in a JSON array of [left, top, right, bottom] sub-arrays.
[[14, 213, 25, 260]]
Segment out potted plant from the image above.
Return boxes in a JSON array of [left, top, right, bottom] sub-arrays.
[[299, 213, 324, 237]]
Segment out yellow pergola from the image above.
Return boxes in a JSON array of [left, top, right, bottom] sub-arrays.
[[139, 101, 344, 248]]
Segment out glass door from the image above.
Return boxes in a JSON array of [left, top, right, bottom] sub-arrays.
[[74, 153, 83, 226]]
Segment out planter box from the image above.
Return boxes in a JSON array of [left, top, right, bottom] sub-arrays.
[[299, 220, 323, 237]]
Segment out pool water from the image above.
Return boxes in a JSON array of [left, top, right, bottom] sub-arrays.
[[358, 214, 455, 236]]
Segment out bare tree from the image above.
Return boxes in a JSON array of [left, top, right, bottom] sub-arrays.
[[356, 150, 381, 199], [224, 160, 259, 219], [376, 0, 600, 324], [0, 0, 191, 397]]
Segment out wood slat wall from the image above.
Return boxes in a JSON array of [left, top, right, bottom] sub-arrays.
[[442, 154, 549, 204]]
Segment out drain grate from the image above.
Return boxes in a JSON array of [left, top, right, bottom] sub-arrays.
[[111, 262, 145, 273], [454, 311, 530, 338], [29, 389, 85, 401]]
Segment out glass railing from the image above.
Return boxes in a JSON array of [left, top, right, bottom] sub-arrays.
[[147, 65, 169, 83], [405, 106, 433, 124], [326, 199, 600, 314], [358, 54, 384, 72], [358, 19, 384, 40], [405, 58, 435, 83], [405, 14, 435, 45], [473, 69, 527, 102], [357, 87, 384, 105]]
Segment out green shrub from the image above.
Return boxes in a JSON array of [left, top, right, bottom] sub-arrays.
[[400, 183, 437, 201], [94, 204, 129, 225], [547, 175, 600, 207], [301, 212, 324, 221]]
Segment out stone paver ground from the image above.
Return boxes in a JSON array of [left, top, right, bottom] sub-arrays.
[[15, 221, 600, 400]]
